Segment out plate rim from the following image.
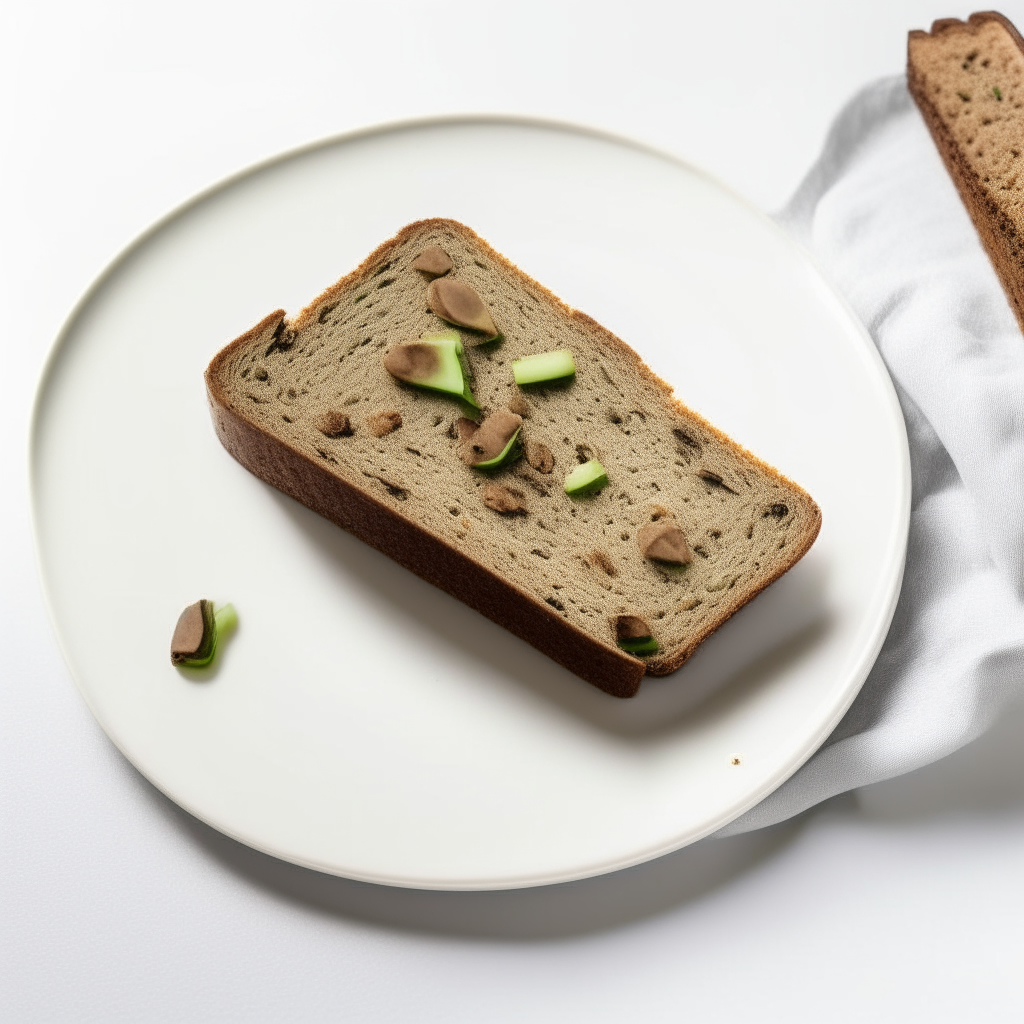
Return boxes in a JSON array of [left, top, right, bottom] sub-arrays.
[[28, 114, 912, 889]]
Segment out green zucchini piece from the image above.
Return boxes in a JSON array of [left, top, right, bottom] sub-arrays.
[[383, 330, 478, 409], [564, 459, 608, 496], [618, 636, 659, 656], [171, 601, 239, 668], [512, 349, 576, 385]]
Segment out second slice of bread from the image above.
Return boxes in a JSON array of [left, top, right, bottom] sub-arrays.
[[909, 11, 1024, 332], [206, 219, 820, 697]]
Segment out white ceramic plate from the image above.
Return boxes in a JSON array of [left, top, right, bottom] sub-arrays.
[[31, 118, 909, 890]]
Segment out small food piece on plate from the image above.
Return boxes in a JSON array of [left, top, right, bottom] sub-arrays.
[[171, 600, 238, 668], [411, 245, 453, 277], [564, 459, 608, 497], [383, 330, 478, 409], [512, 349, 576, 386], [427, 278, 500, 341], [459, 410, 523, 469], [638, 520, 692, 564]]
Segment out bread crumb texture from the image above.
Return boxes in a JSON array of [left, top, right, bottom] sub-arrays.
[[209, 220, 819, 679], [909, 13, 1024, 329]]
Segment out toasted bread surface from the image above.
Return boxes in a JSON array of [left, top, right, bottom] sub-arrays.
[[908, 11, 1024, 332], [206, 219, 820, 696]]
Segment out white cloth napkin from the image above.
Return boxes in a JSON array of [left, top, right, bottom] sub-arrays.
[[718, 75, 1024, 836]]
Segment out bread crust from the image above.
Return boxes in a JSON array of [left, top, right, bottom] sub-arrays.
[[206, 219, 820, 696], [908, 11, 1024, 333]]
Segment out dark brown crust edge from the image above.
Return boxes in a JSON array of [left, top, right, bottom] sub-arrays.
[[206, 219, 821, 696], [907, 11, 1024, 335]]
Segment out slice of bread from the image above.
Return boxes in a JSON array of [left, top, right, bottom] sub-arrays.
[[908, 11, 1024, 332], [206, 219, 820, 698]]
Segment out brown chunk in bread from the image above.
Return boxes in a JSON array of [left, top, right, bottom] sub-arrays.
[[638, 521, 692, 565], [459, 411, 522, 465], [411, 245, 453, 277], [482, 484, 527, 514], [316, 410, 353, 437], [590, 549, 617, 577], [367, 411, 402, 437], [614, 615, 651, 641], [525, 440, 554, 473], [383, 342, 441, 384], [427, 278, 499, 340]]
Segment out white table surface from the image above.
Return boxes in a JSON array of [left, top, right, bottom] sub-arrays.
[[4, 2, 1024, 1020]]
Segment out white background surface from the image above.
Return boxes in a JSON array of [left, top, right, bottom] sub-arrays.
[[3, 1, 1023, 1019]]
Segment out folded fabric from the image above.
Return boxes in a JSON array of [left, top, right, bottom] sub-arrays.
[[717, 76, 1024, 836]]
